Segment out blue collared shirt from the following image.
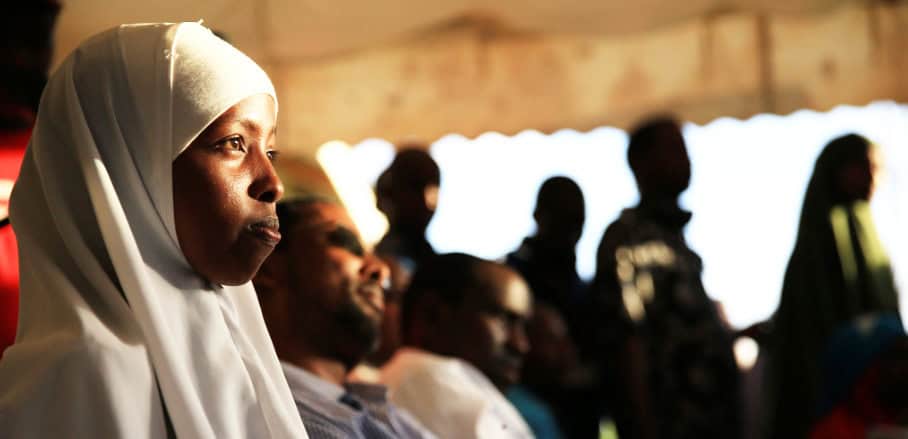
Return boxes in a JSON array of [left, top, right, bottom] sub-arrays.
[[281, 362, 437, 439]]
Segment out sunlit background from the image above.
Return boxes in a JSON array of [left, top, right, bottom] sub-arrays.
[[319, 101, 908, 330]]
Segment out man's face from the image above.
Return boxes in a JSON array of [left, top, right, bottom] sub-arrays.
[[447, 265, 533, 390], [638, 126, 691, 197], [285, 203, 389, 358], [392, 182, 438, 231], [525, 306, 577, 381]]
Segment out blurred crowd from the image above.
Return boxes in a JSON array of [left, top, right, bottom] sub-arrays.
[[0, 3, 905, 439]]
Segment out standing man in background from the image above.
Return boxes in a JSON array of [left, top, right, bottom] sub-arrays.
[[591, 116, 740, 439], [368, 146, 441, 368]]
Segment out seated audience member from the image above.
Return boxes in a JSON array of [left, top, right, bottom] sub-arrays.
[[512, 303, 604, 439], [507, 304, 568, 439], [254, 197, 436, 439], [0, 22, 306, 437], [810, 314, 908, 439], [382, 253, 535, 438]]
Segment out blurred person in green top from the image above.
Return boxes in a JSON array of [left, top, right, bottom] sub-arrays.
[[765, 133, 900, 439]]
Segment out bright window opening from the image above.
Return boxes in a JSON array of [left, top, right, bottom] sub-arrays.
[[322, 101, 908, 329]]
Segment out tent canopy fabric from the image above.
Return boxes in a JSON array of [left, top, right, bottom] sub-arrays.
[[55, 0, 908, 154]]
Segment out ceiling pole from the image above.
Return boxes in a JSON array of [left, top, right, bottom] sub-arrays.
[[755, 13, 775, 115], [255, 0, 272, 64], [867, 0, 883, 64]]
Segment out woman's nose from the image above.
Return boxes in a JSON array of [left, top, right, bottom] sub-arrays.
[[248, 151, 284, 203]]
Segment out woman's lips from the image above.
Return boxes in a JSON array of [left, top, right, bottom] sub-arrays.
[[247, 217, 281, 246]]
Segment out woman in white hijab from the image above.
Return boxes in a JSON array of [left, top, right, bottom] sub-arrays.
[[0, 22, 309, 438]]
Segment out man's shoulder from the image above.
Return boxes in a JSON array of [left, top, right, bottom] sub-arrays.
[[381, 349, 493, 409], [381, 350, 505, 438], [607, 208, 644, 233], [595, 209, 639, 257], [383, 349, 472, 384]]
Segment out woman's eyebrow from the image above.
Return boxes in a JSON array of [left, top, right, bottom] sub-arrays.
[[238, 118, 264, 135], [235, 119, 278, 142]]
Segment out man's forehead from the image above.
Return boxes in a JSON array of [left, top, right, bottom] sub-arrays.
[[470, 265, 532, 316], [293, 203, 357, 234]]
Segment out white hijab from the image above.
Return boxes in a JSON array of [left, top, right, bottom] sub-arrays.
[[0, 22, 308, 438]]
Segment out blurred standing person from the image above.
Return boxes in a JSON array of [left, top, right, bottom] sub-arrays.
[[507, 176, 602, 438], [0, 0, 60, 357], [591, 116, 739, 439], [506, 176, 587, 334], [367, 146, 440, 368], [375, 146, 440, 273], [765, 134, 900, 439]]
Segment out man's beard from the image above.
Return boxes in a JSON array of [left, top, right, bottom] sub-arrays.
[[333, 293, 382, 355]]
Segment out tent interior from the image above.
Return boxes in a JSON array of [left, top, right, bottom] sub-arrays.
[[56, 0, 908, 152], [53, 0, 908, 328]]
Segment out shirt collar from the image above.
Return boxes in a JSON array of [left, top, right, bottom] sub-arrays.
[[281, 361, 346, 403], [634, 198, 692, 229], [281, 361, 393, 408]]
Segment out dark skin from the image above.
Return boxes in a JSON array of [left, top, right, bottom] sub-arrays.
[[633, 125, 691, 203], [255, 202, 389, 385], [384, 149, 439, 235], [836, 148, 879, 203], [173, 94, 283, 286], [420, 263, 533, 391], [523, 304, 579, 389], [534, 178, 585, 251]]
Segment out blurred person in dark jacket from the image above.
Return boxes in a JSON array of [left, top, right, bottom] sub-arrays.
[[591, 116, 740, 439]]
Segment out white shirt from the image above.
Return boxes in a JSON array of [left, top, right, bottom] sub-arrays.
[[380, 348, 534, 439]]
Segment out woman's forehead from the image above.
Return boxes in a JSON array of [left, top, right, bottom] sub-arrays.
[[208, 95, 276, 132]]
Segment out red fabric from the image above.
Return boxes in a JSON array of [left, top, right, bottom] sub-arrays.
[[811, 407, 866, 439], [810, 364, 899, 439], [0, 129, 30, 358], [0, 227, 17, 358]]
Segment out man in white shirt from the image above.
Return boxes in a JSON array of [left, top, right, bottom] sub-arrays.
[[254, 197, 436, 439], [381, 253, 535, 438]]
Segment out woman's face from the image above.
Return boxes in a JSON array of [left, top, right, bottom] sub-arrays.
[[173, 94, 284, 286], [836, 148, 879, 202]]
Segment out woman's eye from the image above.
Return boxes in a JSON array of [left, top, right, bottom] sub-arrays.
[[217, 136, 245, 152]]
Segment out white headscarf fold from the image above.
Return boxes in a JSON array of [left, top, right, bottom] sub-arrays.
[[0, 22, 308, 438]]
